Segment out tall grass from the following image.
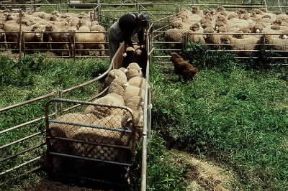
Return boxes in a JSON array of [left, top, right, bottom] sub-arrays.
[[150, 49, 288, 190]]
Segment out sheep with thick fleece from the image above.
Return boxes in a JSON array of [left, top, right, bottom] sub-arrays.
[[203, 27, 222, 49], [220, 35, 261, 56], [84, 93, 125, 119], [264, 34, 288, 51], [128, 76, 146, 89], [48, 112, 98, 171], [164, 28, 186, 48], [108, 78, 126, 96], [71, 114, 132, 160], [123, 84, 145, 101], [105, 69, 127, 87], [125, 96, 144, 112], [126, 62, 143, 79], [75, 25, 106, 56]]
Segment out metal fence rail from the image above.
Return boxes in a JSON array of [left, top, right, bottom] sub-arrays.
[[0, 61, 112, 188]]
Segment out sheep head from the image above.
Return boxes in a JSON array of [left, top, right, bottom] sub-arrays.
[[216, 6, 225, 12], [220, 35, 232, 45], [190, 23, 200, 31], [191, 6, 200, 14]]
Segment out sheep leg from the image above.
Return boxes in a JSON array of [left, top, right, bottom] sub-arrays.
[[98, 43, 105, 56]]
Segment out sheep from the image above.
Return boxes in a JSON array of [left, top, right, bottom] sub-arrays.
[[105, 69, 127, 87], [191, 6, 202, 15], [123, 84, 145, 101], [125, 96, 144, 112], [84, 93, 125, 119], [128, 76, 146, 89], [170, 52, 198, 81], [75, 24, 106, 56], [203, 27, 222, 49], [227, 18, 254, 32], [215, 21, 228, 33], [200, 18, 213, 29], [48, 112, 98, 172], [49, 112, 98, 139], [164, 28, 185, 48], [184, 23, 205, 44], [71, 114, 132, 160], [90, 24, 105, 32], [126, 62, 143, 79], [251, 22, 264, 33], [43, 24, 73, 56], [107, 78, 126, 96], [227, 12, 238, 20], [186, 30, 205, 44], [220, 35, 261, 56], [264, 34, 288, 51]]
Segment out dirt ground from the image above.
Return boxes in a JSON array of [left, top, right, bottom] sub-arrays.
[[170, 150, 239, 191]]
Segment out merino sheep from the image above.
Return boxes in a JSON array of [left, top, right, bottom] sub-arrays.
[[128, 76, 146, 89], [170, 52, 198, 81], [71, 114, 132, 161], [75, 24, 106, 56], [125, 96, 143, 112], [126, 62, 143, 79], [123, 84, 145, 101], [264, 34, 288, 51], [84, 93, 125, 118], [108, 78, 126, 96], [220, 35, 261, 56], [105, 69, 128, 87]]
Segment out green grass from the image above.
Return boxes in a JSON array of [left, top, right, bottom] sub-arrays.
[[0, 54, 109, 190], [149, 53, 288, 190]]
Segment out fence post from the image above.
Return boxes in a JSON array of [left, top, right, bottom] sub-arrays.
[[55, 89, 63, 117], [18, 10, 23, 61]]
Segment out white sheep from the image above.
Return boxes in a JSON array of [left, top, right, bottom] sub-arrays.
[[128, 76, 146, 89], [126, 62, 143, 79], [105, 69, 128, 87], [123, 84, 145, 101], [84, 93, 125, 118]]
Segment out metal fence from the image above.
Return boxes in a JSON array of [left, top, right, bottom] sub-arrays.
[[0, 65, 112, 188]]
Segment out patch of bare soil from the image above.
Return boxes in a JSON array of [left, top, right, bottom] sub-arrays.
[[170, 150, 239, 191], [23, 179, 112, 191]]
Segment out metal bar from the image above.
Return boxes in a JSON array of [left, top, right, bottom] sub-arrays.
[[0, 156, 41, 176], [62, 68, 111, 93], [0, 92, 55, 113], [0, 132, 42, 150], [0, 166, 41, 187], [0, 143, 45, 163], [46, 137, 130, 150], [0, 117, 43, 135], [48, 120, 132, 133], [48, 152, 132, 167], [61, 87, 109, 113]]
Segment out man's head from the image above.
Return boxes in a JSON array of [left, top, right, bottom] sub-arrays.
[[138, 12, 150, 29]]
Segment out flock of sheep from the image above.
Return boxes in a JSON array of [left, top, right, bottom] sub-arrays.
[[48, 45, 146, 164], [165, 6, 288, 56], [0, 10, 106, 56]]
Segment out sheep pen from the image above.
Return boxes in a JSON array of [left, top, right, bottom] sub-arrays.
[[0, 10, 107, 58], [161, 6, 288, 60]]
